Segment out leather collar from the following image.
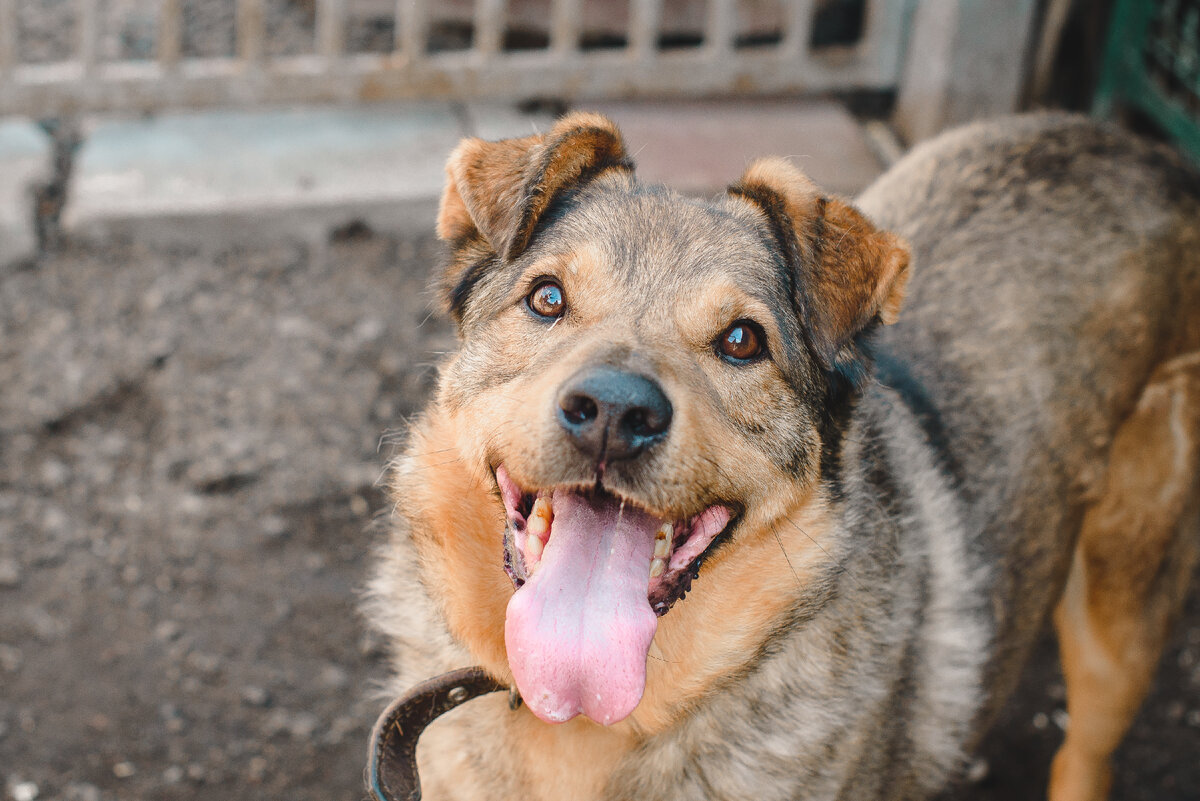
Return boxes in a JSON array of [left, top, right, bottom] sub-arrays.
[[367, 667, 507, 801]]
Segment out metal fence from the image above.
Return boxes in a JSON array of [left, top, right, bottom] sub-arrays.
[[1094, 0, 1200, 164], [0, 0, 912, 117]]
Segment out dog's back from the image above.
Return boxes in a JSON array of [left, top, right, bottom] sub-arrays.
[[861, 114, 1200, 799], [369, 114, 1200, 801]]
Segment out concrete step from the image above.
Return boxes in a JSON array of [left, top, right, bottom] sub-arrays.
[[64, 104, 466, 246], [62, 99, 884, 248]]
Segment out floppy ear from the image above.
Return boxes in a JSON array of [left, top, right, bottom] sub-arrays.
[[436, 112, 633, 319], [728, 157, 910, 372]]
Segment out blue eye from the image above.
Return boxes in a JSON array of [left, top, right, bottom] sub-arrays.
[[527, 281, 565, 319]]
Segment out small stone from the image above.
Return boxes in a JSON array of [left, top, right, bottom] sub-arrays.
[[318, 664, 348, 689], [1051, 709, 1070, 731], [26, 608, 65, 641], [351, 317, 385, 345], [261, 514, 289, 540], [247, 756, 268, 783], [112, 762, 136, 778], [1166, 700, 1186, 723], [263, 709, 291, 737], [186, 651, 220, 675], [0, 558, 21, 588], [185, 764, 206, 783], [41, 507, 68, 536], [240, 685, 271, 707], [63, 782, 101, 801], [8, 780, 38, 801], [1032, 712, 1049, 730], [323, 715, 357, 746], [966, 757, 989, 783], [0, 644, 23, 672], [40, 459, 70, 488], [154, 621, 181, 642], [162, 765, 184, 785], [156, 618, 183, 642], [349, 494, 369, 517], [1188, 709, 1200, 728], [288, 711, 319, 739], [160, 703, 186, 734]]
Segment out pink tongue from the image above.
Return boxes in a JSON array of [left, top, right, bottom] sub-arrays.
[[504, 491, 659, 725]]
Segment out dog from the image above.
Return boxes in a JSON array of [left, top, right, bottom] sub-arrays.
[[365, 111, 1200, 801]]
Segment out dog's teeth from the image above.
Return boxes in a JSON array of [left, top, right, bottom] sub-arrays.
[[653, 536, 670, 559], [653, 523, 672, 558], [528, 497, 552, 537], [649, 558, 665, 578], [526, 533, 543, 563]]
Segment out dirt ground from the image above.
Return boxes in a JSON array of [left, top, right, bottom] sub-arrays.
[[0, 231, 454, 801], [1, 226, 1197, 801]]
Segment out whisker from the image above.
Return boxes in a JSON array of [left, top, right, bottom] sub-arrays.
[[781, 516, 863, 590], [769, 523, 803, 589]]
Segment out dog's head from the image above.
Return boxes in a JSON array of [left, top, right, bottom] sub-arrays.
[[403, 112, 908, 730]]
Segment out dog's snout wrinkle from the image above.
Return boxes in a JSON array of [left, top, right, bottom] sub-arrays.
[[556, 367, 672, 462]]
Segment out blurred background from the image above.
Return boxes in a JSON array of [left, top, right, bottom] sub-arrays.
[[0, 1, 1198, 800]]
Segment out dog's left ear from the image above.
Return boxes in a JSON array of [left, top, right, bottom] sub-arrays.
[[436, 112, 632, 320], [728, 157, 910, 372]]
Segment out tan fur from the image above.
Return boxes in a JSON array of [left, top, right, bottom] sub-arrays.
[[732, 157, 911, 365], [373, 113, 1200, 801], [634, 490, 832, 734], [402, 421, 836, 797], [1051, 353, 1200, 801], [436, 112, 629, 261]]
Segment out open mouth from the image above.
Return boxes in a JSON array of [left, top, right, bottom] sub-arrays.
[[495, 465, 733, 725]]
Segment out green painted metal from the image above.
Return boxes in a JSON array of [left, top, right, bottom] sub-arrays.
[[1095, 0, 1200, 164]]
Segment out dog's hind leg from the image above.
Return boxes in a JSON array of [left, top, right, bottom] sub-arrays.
[[1049, 353, 1200, 801]]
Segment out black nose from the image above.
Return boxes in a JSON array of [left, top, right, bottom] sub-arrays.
[[556, 367, 673, 461]]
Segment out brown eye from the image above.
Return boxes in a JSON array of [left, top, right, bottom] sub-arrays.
[[718, 320, 766, 363], [527, 281, 565, 319]]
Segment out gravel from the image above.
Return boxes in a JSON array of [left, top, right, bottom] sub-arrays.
[[0, 229, 455, 800], [0, 225, 1196, 801], [1, 6, 1198, 780]]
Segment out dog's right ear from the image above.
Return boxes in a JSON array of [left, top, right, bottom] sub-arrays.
[[728, 157, 910, 380], [436, 112, 632, 322]]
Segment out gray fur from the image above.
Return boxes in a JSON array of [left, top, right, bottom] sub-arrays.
[[368, 114, 1200, 800]]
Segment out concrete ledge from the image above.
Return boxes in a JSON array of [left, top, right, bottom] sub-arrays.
[[0, 120, 53, 270], [461, 102, 556, 141], [64, 104, 468, 245], [587, 98, 883, 198], [60, 100, 882, 247]]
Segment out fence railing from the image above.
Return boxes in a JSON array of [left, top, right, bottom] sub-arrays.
[[0, 0, 913, 118]]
